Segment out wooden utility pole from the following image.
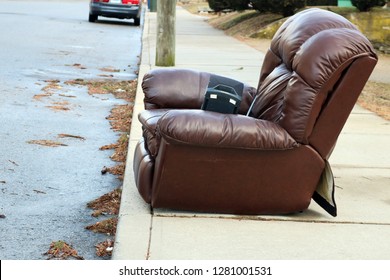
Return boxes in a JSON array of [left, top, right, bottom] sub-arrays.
[[156, 0, 176, 66]]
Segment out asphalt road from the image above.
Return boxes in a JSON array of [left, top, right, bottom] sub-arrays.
[[0, 0, 142, 259]]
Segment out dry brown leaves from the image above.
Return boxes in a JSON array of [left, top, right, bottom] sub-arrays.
[[359, 81, 390, 120], [58, 134, 86, 140], [100, 67, 120, 73], [100, 143, 118, 150], [86, 217, 118, 236], [95, 239, 114, 257], [86, 188, 121, 258], [64, 79, 137, 102], [35, 77, 137, 259], [108, 105, 133, 132], [72, 63, 87, 69], [101, 164, 126, 180], [44, 240, 84, 260], [27, 140, 67, 147], [87, 188, 121, 217], [33, 80, 61, 100], [39, 78, 136, 258], [46, 101, 71, 111], [42, 79, 61, 91], [33, 93, 51, 101], [100, 104, 132, 179], [100, 133, 128, 180], [62, 80, 136, 176], [27, 134, 85, 148], [94, 80, 136, 179], [34, 80, 75, 112]]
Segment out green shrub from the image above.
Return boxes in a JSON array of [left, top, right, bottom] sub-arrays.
[[230, 0, 251, 10], [207, 0, 250, 12], [306, 0, 337, 5], [250, 0, 267, 13], [251, 0, 306, 17], [351, 0, 387, 11], [208, 0, 230, 12]]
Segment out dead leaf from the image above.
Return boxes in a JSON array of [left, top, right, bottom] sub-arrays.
[[359, 81, 390, 120], [46, 105, 70, 111], [59, 94, 76, 98], [8, 160, 18, 166], [46, 101, 71, 111], [100, 164, 125, 180], [86, 217, 117, 236], [33, 93, 52, 100], [33, 189, 46, 194], [87, 188, 121, 217], [44, 240, 84, 260], [41, 80, 62, 96], [43, 79, 60, 83], [72, 63, 87, 69], [95, 239, 114, 257], [99, 143, 118, 150], [58, 134, 86, 140], [107, 105, 133, 132], [27, 140, 67, 147], [100, 67, 120, 73]]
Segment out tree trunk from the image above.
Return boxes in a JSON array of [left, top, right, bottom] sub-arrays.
[[156, 0, 176, 66]]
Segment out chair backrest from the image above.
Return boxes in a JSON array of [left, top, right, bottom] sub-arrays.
[[249, 8, 377, 159]]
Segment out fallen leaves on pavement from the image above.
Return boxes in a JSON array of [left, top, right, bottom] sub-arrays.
[[64, 79, 137, 101], [101, 164, 125, 180], [100, 67, 120, 73], [58, 133, 86, 140], [27, 135, 84, 147], [86, 217, 118, 236], [87, 188, 121, 217], [8, 160, 18, 166], [359, 81, 390, 120], [44, 240, 84, 260], [33, 93, 51, 100], [27, 140, 67, 147], [45, 78, 137, 258], [95, 239, 114, 257], [46, 100, 71, 111], [107, 105, 133, 132], [72, 63, 87, 69], [33, 189, 46, 194], [100, 143, 118, 150], [33, 80, 61, 100]]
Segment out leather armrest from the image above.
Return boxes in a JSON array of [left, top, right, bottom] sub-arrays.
[[158, 109, 299, 150], [141, 68, 256, 114]]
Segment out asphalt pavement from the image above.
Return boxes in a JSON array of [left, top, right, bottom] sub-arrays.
[[113, 6, 390, 260], [0, 0, 142, 259]]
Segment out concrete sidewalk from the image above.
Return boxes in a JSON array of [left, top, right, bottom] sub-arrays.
[[113, 7, 390, 260]]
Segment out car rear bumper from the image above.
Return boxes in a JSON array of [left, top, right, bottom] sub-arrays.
[[90, 2, 140, 19]]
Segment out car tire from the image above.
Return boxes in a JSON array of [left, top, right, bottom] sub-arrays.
[[89, 14, 98, 22], [134, 17, 140, 26]]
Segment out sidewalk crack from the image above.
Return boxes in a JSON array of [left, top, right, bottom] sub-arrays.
[[146, 206, 154, 260]]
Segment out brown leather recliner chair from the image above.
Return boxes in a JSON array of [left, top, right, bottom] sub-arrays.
[[133, 8, 378, 216]]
